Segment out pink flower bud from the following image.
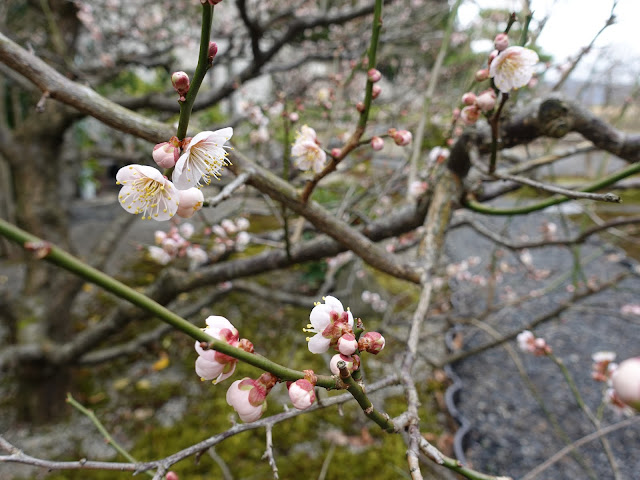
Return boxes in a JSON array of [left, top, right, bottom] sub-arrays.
[[171, 71, 190, 101], [460, 105, 480, 126], [203, 0, 224, 4], [208, 42, 218, 62], [494, 33, 509, 52], [176, 188, 204, 219], [392, 130, 412, 146], [337, 333, 358, 355], [288, 379, 316, 410], [166, 472, 179, 480], [330, 353, 359, 375], [226, 378, 268, 423], [331, 148, 342, 158], [371, 136, 384, 151], [611, 357, 640, 410], [356, 102, 365, 113], [371, 84, 382, 99], [461, 92, 476, 106], [475, 89, 497, 112], [288, 112, 299, 123], [152, 142, 179, 169], [367, 68, 382, 83], [475, 69, 489, 82], [358, 331, 385, 355], [452, 108, 461, 120]]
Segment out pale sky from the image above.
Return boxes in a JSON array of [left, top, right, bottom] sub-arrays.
[[458, 0, 640, 82]]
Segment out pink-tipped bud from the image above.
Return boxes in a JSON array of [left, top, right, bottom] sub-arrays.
[[226, 378, 268, 423], [208, 42, 218, 63], [475, 68, 490, 82], [371, 84, 382, 99], [611, 357, 640, 410], [461, 92, 476, 106], [392, 129, 412, 147], [358, 331, 385, 355], [371, 136, 384, 151], [356, 102, 365, 113], [330, 148, 342, 159], [287, 379, 316, 410], [166, 472, 179, 480], [203, 0, 224, 4], [288, 112, 299, 123], [452, 108, 461, 120], [494, 33, 509, 52], [460, 105, 480, 126], [367, 68, 382, 83], [337, 333, 358, 355], [171, 71, 190, 101], [330, 354, 359, 375], [176, 188, 204, 219], [152, 141, 179, 169], [475, 89, 497, 112]]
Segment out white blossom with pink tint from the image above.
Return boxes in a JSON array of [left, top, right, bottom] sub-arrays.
[[186, 245, 208, 269], [408, 181, 428, 199], [291, 125, 327, 173], [172, 128, 233, 189], [179, 222, 195, 239], [611, 357, 640, 410], [116, 165, 179, 221], [489, 46, 539, 93], [304, 296, 354, 354], [288, 379, 316, 410], [176, 188, 204, 219], [621, 304, 640, 316], [226, 378, 267, 422], [517, 330, 551, 356], [195, 316, 239, 384], [235, 217, 250, 231], [147, 246, 172, 265]]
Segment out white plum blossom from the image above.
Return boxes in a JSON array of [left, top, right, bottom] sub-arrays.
[[489, 46, 539, 93], [291, 125, 327, 173], [172, 128, 233, 189], [194, 316, 240, 384], [179, 222, 195, 239], [304, 296, 354, 354], [186, 245, 208, 269], [147, 245, 172, 265], [116, 164, 180, 221]]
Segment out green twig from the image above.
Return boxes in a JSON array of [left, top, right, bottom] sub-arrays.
[[176, 4, 215, 140], [465, 161, 640, 215], [66, 394, 152, 476], [0, 217, 336, 389]]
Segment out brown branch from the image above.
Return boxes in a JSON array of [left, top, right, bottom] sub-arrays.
[[447, 95, 640, 180]]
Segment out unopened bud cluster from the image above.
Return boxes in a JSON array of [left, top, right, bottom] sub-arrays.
[[304, 295, 386, 379]]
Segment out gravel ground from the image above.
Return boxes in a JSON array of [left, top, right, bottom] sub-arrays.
[[442, 206, 640, 480]]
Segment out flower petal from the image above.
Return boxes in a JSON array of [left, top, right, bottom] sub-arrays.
[[308, 334, 331, 354]]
